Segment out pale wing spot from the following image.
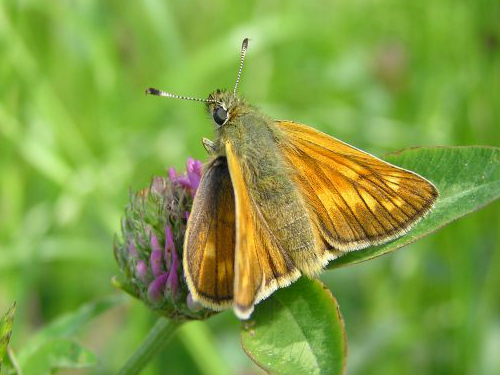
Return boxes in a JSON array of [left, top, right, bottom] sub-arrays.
[[378, 199, 403, 223], [358, 188, 399, 232], [341, 189, 363, 209], [204, 239, 216, 258], [392, 196, 406, 208], [217, 261, 227, 282], [359, 189, 381, 212], [332, 161, 361, 181], [385, 176, 402, 188], [316, 189, 336, 209]]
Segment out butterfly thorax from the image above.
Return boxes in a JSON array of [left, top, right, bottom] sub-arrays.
[[206, 89, 268, 157]]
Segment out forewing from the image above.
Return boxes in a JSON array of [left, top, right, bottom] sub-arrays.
[[275, 120, 439, 252], [183, 157, 235, 310], [225, 141, 301, 319]]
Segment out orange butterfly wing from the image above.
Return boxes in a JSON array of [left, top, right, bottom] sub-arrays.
[[275, 120, 439, 253], [225, 141, 300, 319], [183, 157, 235, 310]]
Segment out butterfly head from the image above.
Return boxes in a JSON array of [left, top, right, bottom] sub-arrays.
[[146, 38, 250, 129], [206, 89, 246, 127]]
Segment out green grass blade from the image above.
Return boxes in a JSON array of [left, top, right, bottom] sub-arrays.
[[0, 303, 16, 373], [21, 339, 96, 375]]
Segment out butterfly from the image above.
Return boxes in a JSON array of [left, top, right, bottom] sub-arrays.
[[147, 38, 438, 319]]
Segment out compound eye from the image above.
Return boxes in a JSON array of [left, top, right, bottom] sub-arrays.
[[213, 106, 228, 126]]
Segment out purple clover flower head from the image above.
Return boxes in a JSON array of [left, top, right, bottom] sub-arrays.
[[193, 159, 203, 176], [165, 226, 174, 250], [150, 232, 162, 253], [168, 157, 204, 197], [175, 176, 192, 190], [128, 242, 137, 257], [148, 273, 169, 303], [149, 249, 164, 278], [187, 157, 202, 194], [168, 166, 177, 181], [114, 157, 213, 320], [164, 226, 174, 269], [187, 293, 203, 311], [136, 260, 149, 284], [165, 247, 179, 299], [149, 233, 164, 278], [151, 176, 167, 195], [171, 240, 179, 271]]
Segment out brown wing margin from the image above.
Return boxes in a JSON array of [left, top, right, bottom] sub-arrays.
[[275, 120, 439, 252], [225, 141, 300, 319], [183, 157, 235, 310]]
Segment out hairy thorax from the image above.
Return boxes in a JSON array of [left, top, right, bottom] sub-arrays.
[[217, 110, 321, 274]]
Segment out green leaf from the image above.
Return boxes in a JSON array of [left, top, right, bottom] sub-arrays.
[[18, 295, 124, 367], [329, 146, 500, 268], [241, 278, 346, 375], [0, 303, 16, 373], [1, 348, 21, 375], [21, 339, 96, 375]]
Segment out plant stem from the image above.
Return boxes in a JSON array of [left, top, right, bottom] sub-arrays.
[[117, 317, 182, 375]]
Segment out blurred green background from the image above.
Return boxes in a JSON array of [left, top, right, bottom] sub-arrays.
[[1, 0, 499, 374]]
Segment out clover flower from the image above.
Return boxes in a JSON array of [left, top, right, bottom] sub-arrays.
[[113, 158, 210, 320]]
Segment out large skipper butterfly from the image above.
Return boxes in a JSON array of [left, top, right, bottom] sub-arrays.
[[147, 39, 438, 319]]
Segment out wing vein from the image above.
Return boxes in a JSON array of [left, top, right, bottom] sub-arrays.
[[353, 184, 390, 235]]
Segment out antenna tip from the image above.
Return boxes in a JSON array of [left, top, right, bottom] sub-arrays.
[[146, 88, 161, 96], [242, 38, 249, 49]]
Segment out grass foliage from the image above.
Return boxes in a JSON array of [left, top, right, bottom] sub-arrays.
[[0, 1, 499, 374]]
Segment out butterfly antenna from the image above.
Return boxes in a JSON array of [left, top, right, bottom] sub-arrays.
[[145, 88, 216, 104], [233, 38, 249, 96]]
